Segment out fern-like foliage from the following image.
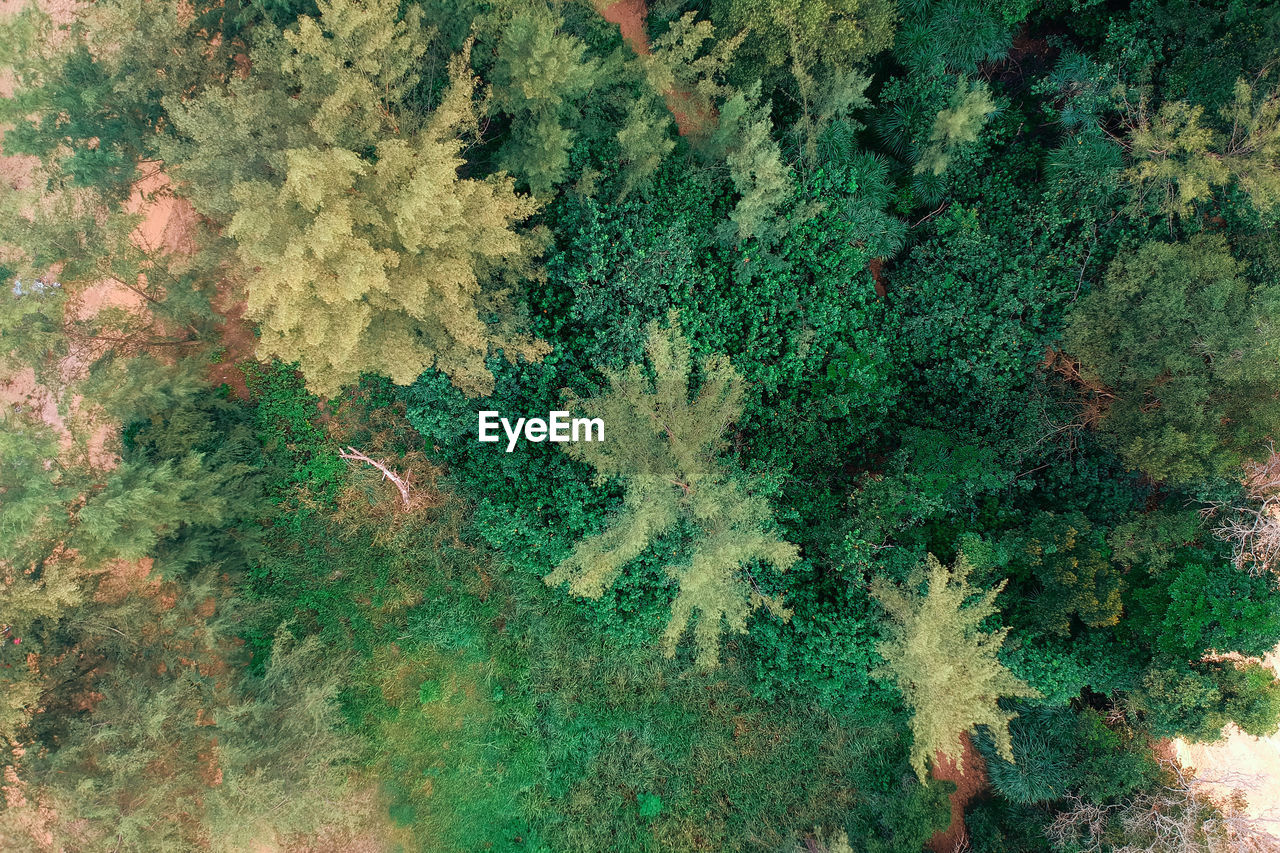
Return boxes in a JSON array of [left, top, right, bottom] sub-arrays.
[[872, 552, 1041, 781], [545, 315, 798, 667]]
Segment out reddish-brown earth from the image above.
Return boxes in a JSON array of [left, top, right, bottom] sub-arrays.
[[596, 0, 713, 137], [599, 0, 650, 53], [927, 733, 989, 853]]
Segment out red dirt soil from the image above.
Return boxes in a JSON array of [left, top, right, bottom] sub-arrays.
[[599, 0, 650, 54], [595, 0, 712, 137], [208, 286, 255, 399], [927, 733, 990, 853]]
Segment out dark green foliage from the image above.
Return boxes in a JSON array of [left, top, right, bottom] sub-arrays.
[[976, 706, 1156, 805], [2, 45, 154, 196], [1130, 661, 1280, 741], [1001, 511, 1124, 636], [1063, 236, 1280, 483], [966, 798, 1055, 853], [883, 138, 1078, 439], [11, 0, 1280, 844], [895, 0, 1014, 74]]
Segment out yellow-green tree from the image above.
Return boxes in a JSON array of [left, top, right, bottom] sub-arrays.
[[915, 78, 996, 176], [872, 553, 1040, 781], [1127, 77, 1280, 218], [545, 317, 798, 667], [711, 86, 795, 242], [221, 42, 547, 397], [1011, 511, 1124, 636], [710, 0, 896, 74], [168, 0, 549, 397]]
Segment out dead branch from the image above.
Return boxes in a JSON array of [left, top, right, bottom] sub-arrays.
[[337, 446, 412, 510], [1210, 443, 1280, 577], [1046, 757, 1280, 853]]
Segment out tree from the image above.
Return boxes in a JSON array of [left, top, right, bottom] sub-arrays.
[[616, 99, 676, 198], [1127, 77, 1280, 218], [486, 5, 603, 196], [643, 12, 743, 141], [5, 612, 362, 852], [1006, 511, 1124, 636], [1213, 445, 1280, 577], [871, 553, 1040, 781], [710, 86, 795, 242], [224, 46, 549, 397], [1047, 759, 1278, 852], [166, 0, 550, 397], [545, 316, 798, 667], [915, 78, 996, 176], [1129, 661, 1280, 742], [278, 0, 434, 150], [0, 0, 236, 202], [1061, 235, 1280, 484], [709, 0, 896, 75]]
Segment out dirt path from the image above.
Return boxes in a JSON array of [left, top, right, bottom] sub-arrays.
[[595, 0, 711, 137], [599, 0, 650, 53], [927, 733, 989, 853]]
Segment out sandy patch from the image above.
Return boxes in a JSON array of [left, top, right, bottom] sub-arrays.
[[1174, 646, 1280, 838]]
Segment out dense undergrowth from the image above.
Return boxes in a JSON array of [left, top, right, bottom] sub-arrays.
[[4, 0, 1280, 849]]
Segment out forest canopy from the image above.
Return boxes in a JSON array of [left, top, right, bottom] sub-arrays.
[[3, 0, 1280, 850]]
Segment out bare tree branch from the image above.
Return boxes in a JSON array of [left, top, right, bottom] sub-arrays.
[[337, 446, 412, 510]]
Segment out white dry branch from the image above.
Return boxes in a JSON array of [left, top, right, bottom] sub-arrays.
[[337, 446, 412, 510], [1046, 758, 1280, 853], [1210, 444, 1280, 577]]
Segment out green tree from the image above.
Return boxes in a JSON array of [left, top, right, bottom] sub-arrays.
[[486, 4, 603, 196], [616, 99, 676, 198], [915, 78, 996, 176], [709, 0, 896, 74], [1007, 511, 1124, 637], [643, 12, 743, 142], [1129, 661, 1280, 742], [872, 553, 1040, 781], [545, 316, 798, 667], [711, 86, 795, 242], [0, 0, 236, 201], [1062, 235, 1280, 483], [224, 47, 548, 397]]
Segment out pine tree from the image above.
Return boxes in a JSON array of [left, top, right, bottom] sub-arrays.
[[871, 553, 1040, 782], [280, 0, 433, 148], [0, 0, 236, 202], [644, 12, 743, 141], [167, 0, 550, 397], [224, 46, 548, 397], [545, 316, 798, 667], [487, 5, 602, 196], [915, 78, 996, 176], [711, 87, 795, 243], [616, 99, 676, 198]]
